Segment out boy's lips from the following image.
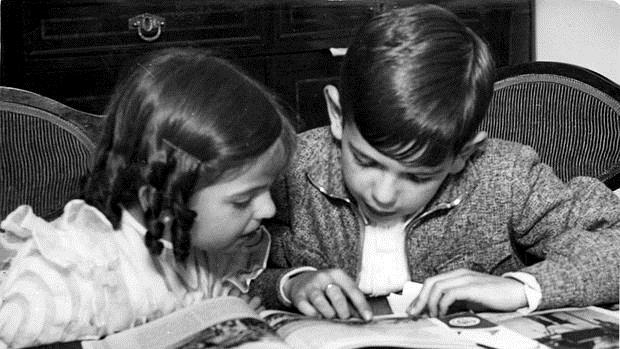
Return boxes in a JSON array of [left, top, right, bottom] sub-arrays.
[[363, 203, 397, 218]]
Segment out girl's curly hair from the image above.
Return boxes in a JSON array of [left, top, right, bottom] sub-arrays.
[[82, 48, 296, 263]]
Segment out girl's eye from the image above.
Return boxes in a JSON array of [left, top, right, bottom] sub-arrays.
[[232, 199, 252, 209]]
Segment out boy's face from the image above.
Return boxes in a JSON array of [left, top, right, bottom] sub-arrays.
[[334, 122, 462, 226]]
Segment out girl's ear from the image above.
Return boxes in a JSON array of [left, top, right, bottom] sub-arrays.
[[323, 84, 343, 141], [448, 131, 488, 174]]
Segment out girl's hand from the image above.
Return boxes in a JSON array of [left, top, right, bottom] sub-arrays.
[[406, 268, 528, 318], [286, 268, 373, 321], [229, 288, 265, 313]]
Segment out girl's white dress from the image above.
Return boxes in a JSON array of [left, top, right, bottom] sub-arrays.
[[0, 200, 270, 349]]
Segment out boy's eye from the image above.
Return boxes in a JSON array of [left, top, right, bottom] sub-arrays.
[[403, 173, 433, 183], [353, 153, 377, 168]]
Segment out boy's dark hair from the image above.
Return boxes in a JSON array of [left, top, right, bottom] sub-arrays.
[[340, 4, 495, 166], [82, 48, 295, 262]]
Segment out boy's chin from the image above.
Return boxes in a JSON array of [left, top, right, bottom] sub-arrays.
[[366, 214, 406, 227]]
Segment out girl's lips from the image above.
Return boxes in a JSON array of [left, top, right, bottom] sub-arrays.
[[238, 227, 265, 247]]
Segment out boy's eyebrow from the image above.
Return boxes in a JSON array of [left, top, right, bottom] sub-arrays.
[[349, 143, 375, 161]]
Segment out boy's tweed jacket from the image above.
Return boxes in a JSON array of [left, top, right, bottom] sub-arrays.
[[252, 126, 620, 310]]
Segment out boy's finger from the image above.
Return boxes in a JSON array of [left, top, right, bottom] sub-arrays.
[[325, 284, 351, 319], [426, 274, 479, 316], [407, 269, 473, 315], [296, 299, 319, 317], [248, 296, 263, 310], [331, 273, 373, 321], [308, 289, 337, 319], [407, 283, 433, 315], [228, 288, 241, 297], [437, 288, 468, 317], [337, 284, 372, 321], [407, 296, 424, 316]]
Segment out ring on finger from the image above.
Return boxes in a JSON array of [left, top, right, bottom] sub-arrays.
[[325, 283, 338, 292]]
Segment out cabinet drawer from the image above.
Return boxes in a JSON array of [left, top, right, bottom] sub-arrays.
[[2, 0, 532, 123], [23, 2, 267, 58], [276, 2, 376, 50]]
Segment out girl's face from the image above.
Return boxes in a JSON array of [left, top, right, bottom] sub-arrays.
[[188, 139, 285, 254]]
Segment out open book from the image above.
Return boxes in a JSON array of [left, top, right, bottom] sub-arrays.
[[78, 295, 619, 349], [80, 296, 480, 349]]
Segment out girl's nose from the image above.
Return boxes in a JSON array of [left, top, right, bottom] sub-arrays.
[[254, 191, 276, 219], [372, 173, 398, 208]]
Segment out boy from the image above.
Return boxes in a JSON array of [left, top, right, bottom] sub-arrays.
[[253, 4, 620, 321]]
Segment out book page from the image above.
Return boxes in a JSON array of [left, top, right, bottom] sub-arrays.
[[488, 306, 619, 349], [439, 311, 542, 349], [82, 297, 290, 349], [259, 310, 480, 349]]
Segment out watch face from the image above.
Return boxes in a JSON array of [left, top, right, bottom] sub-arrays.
[[442, 312, 497, 329], [448, 316, 481, 327]]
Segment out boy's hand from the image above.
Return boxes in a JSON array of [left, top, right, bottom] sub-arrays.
[[229, 287, 265, 313], [286, 268, 373, 321], [406, 268, 527, 317]]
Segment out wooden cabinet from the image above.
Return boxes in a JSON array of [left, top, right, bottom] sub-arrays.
[[1, 0, 532, 131]]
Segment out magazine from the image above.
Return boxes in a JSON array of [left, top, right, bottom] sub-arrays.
[[78, 294, 618, 349], [387, 282, 618, 349], [80, 296, 480, 349], [480, 306, 619, 349]]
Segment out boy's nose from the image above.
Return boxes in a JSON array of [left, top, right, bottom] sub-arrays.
[[372, 174, 398, 208]]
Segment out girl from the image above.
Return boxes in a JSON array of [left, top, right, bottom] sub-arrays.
[[0, 48, 296, 348]]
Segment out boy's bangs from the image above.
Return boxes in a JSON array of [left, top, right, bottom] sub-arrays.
[[374, 134, 453, 168]]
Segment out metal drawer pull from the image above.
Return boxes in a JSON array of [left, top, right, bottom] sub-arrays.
[[329, 48, 348, 57], [129, 13, 165, 42]]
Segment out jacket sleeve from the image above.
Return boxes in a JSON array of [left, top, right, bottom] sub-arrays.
[[507, 146, 620, 309], [249, 173, 297, 309]]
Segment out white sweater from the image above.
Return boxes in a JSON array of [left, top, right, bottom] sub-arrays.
[[0, 200, 269, 349]]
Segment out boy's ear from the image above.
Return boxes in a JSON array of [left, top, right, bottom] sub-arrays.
[[449, 131, 488, 174], [137, 185, 150, 212], [323, 84, 344, 140]]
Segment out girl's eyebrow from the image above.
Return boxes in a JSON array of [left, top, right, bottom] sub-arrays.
[[229, 184, 270, 198]]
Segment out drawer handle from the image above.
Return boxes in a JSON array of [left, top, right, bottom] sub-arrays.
[[129, 13, 165, 42], [329, 48, 348, 57]]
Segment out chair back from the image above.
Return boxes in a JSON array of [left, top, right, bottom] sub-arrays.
[[480, 61, 620, 188], [0, 87, 106, 220]]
